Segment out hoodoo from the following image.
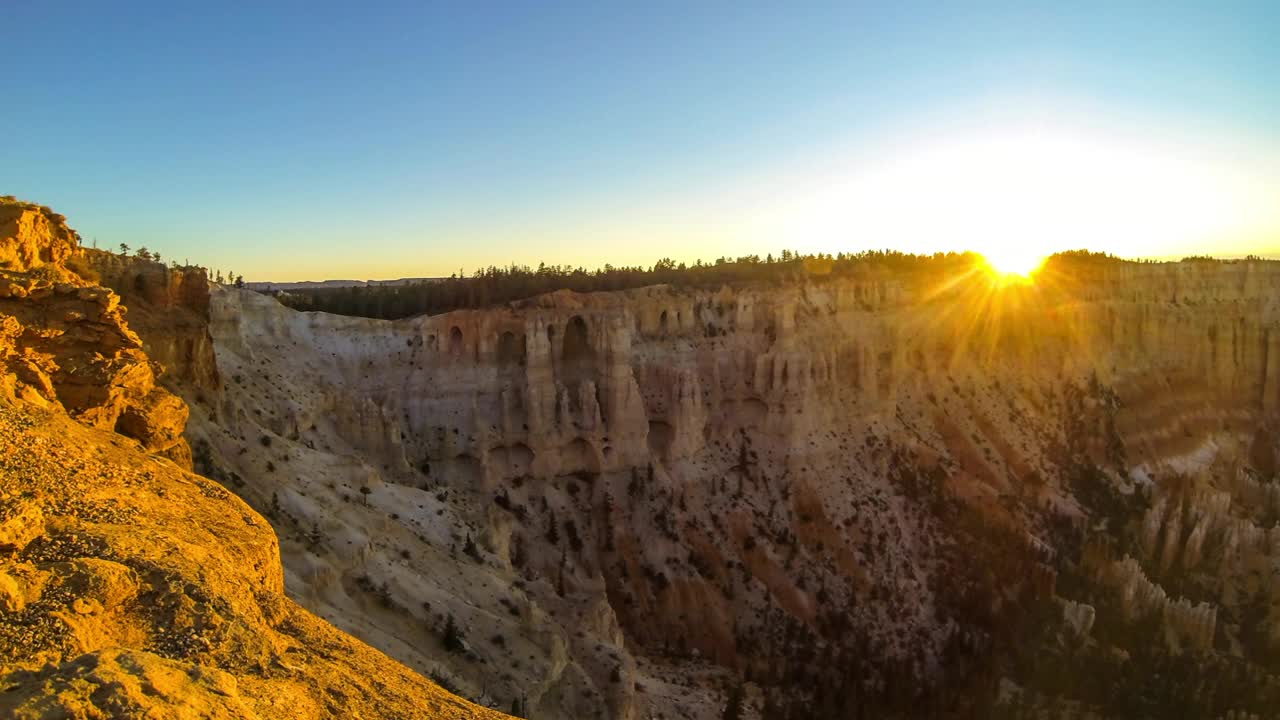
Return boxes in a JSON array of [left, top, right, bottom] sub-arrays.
[[93, 236, 1280, 718]]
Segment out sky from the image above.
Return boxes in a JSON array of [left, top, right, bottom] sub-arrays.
[[4, 1, 1279, 281]]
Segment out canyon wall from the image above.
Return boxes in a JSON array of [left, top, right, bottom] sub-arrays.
[[180, 258, 1280, 718], [23, 193, 1280, 717], [83, 248, 222, 397], [0, 261, 190, 465]]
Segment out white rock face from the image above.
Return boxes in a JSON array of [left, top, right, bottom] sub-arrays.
[[1096, 555, 1217, 653], [179, 262, 1280, 719]]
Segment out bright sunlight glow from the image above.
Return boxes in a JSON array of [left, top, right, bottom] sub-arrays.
[[980, 247, 1045, 280], [750, 118, 1275, 263]]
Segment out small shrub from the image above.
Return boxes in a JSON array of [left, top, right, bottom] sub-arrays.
[[463, 534, 482, 562], [442, 614, 465, 654]]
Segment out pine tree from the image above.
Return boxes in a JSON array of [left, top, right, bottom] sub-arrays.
[[463, 533, 482, 562], [545, 510, 559, 544], [442, 614, 465, 653], [556, 548, 568, 597]]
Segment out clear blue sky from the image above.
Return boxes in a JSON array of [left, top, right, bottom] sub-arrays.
[[4, 2, 1278, 280]]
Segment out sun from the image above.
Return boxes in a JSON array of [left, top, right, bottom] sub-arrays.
[[761, 119, 1270, 279], [981, 247, 1046, 281]]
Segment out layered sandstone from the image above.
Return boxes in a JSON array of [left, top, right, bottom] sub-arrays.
[[21, 194, 1280, 716], [171, 257, 1280, 718], [83, 248, 221, 396], [0, 199, 78, 273], [0, 200, 513, 720], [0, 400, 508, 720], [0, 215, 190, 465]]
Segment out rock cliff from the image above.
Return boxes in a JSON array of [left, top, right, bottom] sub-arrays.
[[165, 255, 1280, 718], [83, 248, 221, 398], [0, 402, 508, 720], [0, 198, 78, 273], [0, 199, 512, 720], [0, 203, 190, 465], [25, 195, 1280, 716]]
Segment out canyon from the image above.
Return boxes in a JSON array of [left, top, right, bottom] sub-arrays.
[[126, 245, 1280, 716], [6, 198, 1280, 718]]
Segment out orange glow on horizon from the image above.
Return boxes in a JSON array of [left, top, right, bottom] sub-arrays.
[[980, 249, 1046, 283]]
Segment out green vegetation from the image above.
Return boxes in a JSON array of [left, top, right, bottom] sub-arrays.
[[442, 614, 466, 654], [272, 250, 989, 319], [268, 249, 1262, 320]]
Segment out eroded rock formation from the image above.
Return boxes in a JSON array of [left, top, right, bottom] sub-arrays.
[[0, 199, 512, 720], [165, 256, 1280, 718], [0, 199, 78, 273], [0, 207, 190, 464], [83, 248, 221, 396]]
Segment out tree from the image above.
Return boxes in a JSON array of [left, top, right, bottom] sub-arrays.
[[545, 510, 559, 544], [270, 249, 999, 320], [234, 274, 245, 288], [306, 523, 322, 549], [359, 485, 372, 505], [463, 533, 482, 562], [118, 243, 130, 255], [565, 519, 583, 552], [442, 614, 465, 653], [555, 549, 567, 597]]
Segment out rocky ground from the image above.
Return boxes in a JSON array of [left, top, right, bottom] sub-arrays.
[[0, 197, 511, 719], [0, 400, 510, 719]]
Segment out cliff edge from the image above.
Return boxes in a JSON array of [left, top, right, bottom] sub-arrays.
[[0, 198, 510, 719]]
